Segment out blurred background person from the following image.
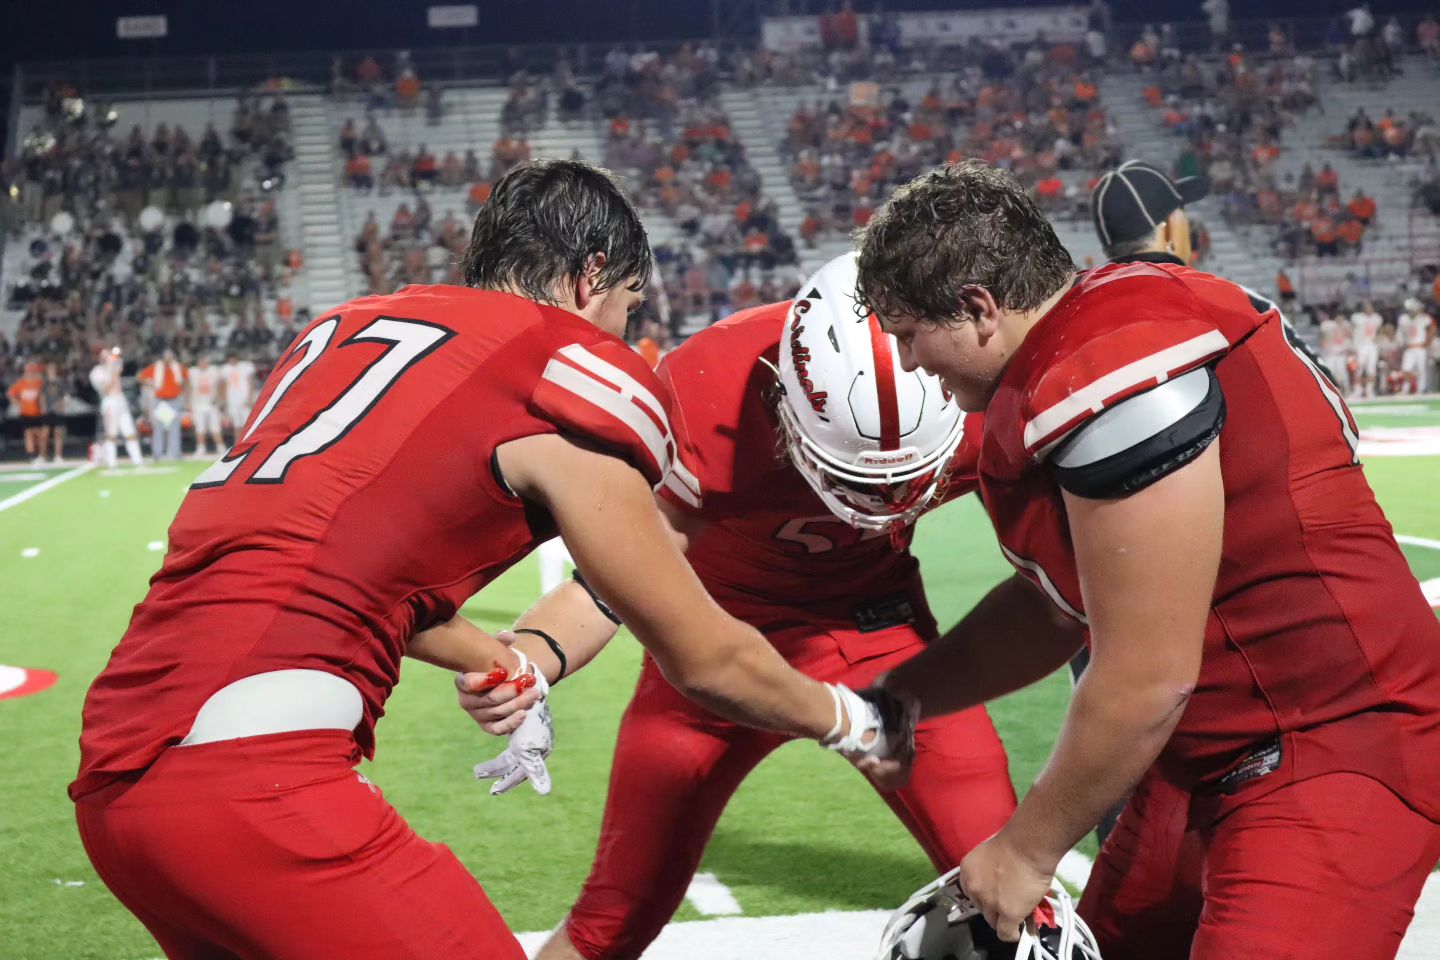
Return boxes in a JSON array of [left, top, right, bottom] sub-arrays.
[[189, 355, 225, 457], [42, 361, 71, 464], [89, 347, 143, 469], [139, 349, 187, 461], [7, 361, 47, 466], [222, 352, 257, 442]]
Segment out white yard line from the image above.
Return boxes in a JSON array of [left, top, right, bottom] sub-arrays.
[[1397, 534, 1440, 552], [684, 872, 744, 916], [0, 464, 92, 514]]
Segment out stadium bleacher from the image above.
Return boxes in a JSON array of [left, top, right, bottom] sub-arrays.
[[3, 17, 1439, 453]]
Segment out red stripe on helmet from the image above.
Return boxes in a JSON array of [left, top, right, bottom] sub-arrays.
[[867, 316, 901, 450]]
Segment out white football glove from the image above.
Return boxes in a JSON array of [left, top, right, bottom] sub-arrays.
[[472, 652, 554, 796], [823, 683, 916, 761]]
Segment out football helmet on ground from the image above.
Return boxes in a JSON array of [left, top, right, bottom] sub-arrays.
[[875, 868, 1102, 960]]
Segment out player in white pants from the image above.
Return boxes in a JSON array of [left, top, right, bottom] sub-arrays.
[[89, 348, 144, 469], [1319, 312, 1353, 396], [221, 353, 257, 441], [189, 356, 226, 456], [1350, 301, 1383, 398], [1398, 299, 1436, 394]]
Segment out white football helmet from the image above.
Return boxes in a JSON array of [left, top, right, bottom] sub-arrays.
[[776, 252, 965, 531], [875, 868, 1102, 960]]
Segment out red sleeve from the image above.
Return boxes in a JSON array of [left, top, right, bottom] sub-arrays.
[[650, 306, 786, 517], [528, 337, 696, 499], [933, 412, 983, 505]]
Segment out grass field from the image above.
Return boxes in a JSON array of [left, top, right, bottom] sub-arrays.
[[2, 399, 1438, 959]]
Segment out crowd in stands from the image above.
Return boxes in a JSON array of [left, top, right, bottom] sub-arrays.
[[1, 83, 306, 447], [10, 10, 1440, 454], [783, 39, 1118, 243]]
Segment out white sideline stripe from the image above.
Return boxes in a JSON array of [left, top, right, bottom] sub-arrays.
[[1401, 873, 1440, 960], [128, 880, 1440, 960], [1397, 534, 1440, 551], [1055, 849, 1094, 890], [1023, 331, 1229, 456], [684, 872, 744, 916], [0, 464, 92, 514]]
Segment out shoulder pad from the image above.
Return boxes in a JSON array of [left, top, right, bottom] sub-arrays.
[[1050, 366, 1224, 498], [1023, 319, 1229, 460], [530, 339, 698, 500]]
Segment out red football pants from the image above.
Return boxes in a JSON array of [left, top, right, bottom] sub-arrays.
[[566, 623, 1018, 960], [1079, 770, 1440, 960], [75, 730, 525, 960]]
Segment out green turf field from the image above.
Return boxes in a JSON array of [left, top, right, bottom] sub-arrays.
[[2, 440, 1438, 959]]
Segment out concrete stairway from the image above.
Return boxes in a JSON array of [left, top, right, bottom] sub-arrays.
[[288, 96, 350, 312]]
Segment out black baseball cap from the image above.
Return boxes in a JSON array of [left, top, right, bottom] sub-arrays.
[[1091, 160, 1209, 247]]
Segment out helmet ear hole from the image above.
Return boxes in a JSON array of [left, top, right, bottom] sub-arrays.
[[828, 326, 841, 352]]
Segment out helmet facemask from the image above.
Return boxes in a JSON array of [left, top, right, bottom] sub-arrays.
[[774, 391, 963, 532]]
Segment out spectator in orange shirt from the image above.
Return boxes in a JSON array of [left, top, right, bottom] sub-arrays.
[[1347, 190, 1377, 226], [800, 209, 823, 247], [139, 349, 188, 461], [852, 197, 874, 228], [395, 69, 421, 108], [1336, 217, 1365, 255], [412, 145, 439, 186], [1276, 268, 1297, 308], [1316, 163, 1340, 194], [467, 181, 492, 213], [345, 153, 374, 192], [8, 361, 47, 465], [1312, 215, 1339, 257], [635, 335, 663, 370], [1033, 175, 1065, 208]]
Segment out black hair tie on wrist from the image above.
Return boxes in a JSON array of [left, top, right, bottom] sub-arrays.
[[512, 628, 567, 682]]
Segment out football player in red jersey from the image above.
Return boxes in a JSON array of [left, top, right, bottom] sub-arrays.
[[70, 160, 912, 960], [459, 253, 1080, 960], [853, 159, 1440, 960]]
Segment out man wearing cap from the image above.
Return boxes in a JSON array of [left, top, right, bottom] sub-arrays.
[[1091, 159, 1208, 270], [1073, 158, 1210, 846]]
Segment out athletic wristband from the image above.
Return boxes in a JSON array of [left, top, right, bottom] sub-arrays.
[[571, 569, 622, 625], [513, 628, 567, 682]]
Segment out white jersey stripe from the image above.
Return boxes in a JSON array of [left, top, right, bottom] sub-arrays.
[[1024, 330, 1229, 458], [556, 343, 669, 431], [540, 359, 672, 480], [999, 544, 1088, 625], [662, 461, 703, 508]]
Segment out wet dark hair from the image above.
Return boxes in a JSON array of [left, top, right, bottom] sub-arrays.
[[461, 158, 652, 305], [854, 159, 1074, 324]]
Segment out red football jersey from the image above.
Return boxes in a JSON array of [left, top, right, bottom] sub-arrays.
[[73, 285, 680, 800], [657, 302, 978, 635], [980, 262, 1440, 819]]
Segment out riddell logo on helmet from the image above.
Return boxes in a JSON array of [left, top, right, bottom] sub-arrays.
[[859, 451, 917, 466], [790, 303, 828, 414]]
